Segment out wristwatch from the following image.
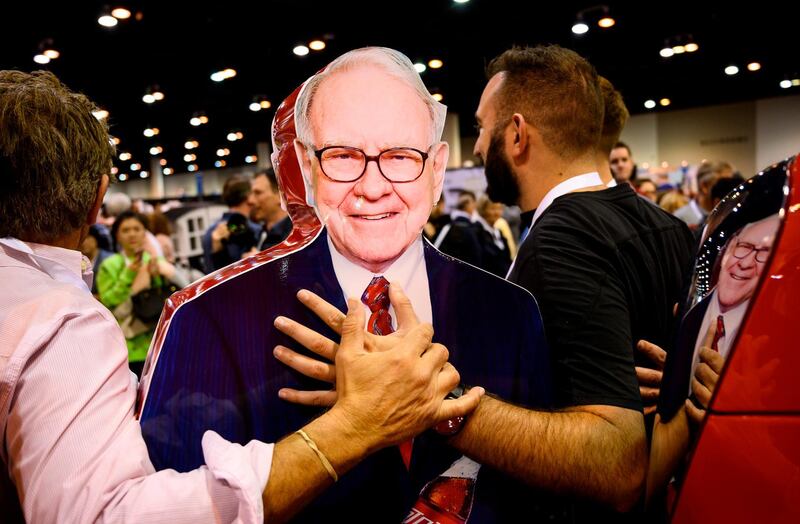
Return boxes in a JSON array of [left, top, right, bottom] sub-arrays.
[[434, 384, 468, 436]]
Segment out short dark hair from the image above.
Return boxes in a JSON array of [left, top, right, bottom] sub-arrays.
[[254, 168, 279, 193], [598, 77, 629, 155], [110, 210, 149, 250], [487, 45, 602, 161], [613, 141, 632, 156], [0, 70, 114, 242], [222, 175, 252, 207]]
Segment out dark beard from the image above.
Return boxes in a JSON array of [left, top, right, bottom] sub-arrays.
[[484, 131, 520, 206]]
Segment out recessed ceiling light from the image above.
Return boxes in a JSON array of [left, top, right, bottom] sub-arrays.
[[33, 54, 50, 64], [428, 59, 443, 69], [293, 45, 310, 56], [685, 43, 699, 52], [111, 7, 131, 19], [598, 17, 615, 28], [414, 63, 426, 73], [659, 47, 674, 58], [309, 40, 326, 51], [725, 65, 739, 76], [572, 22, 589, 35], [644, 100, 656, 109], [659, 98, 671, 106], [747, 62, 761, 72], [98, 15, 118, 27]]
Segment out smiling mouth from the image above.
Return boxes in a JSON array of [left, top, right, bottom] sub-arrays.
[[351, 212, 396, 221], [729, 273, 751, 281]]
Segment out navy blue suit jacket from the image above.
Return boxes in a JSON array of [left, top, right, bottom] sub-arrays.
[[141, 230, 551, 522]]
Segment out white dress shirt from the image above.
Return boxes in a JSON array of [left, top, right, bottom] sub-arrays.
[[328, 235, 433, 329], [0, 238, 272, 523]]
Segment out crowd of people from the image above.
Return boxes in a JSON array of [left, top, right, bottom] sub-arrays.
[[0, 41, 764, 524]]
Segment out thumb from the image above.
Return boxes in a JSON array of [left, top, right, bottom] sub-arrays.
[[339, 298, 365, 356], [701, 316, 717, 350]]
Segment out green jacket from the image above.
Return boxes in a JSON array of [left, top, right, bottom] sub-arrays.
[[97, 253, 162, 363]]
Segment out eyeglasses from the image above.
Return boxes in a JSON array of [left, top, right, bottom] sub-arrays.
[[732, 241, 771, 263], [313, 145, 430, 183]]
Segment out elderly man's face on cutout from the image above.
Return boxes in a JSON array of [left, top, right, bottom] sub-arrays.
[[298, 66, 448, 272], [717, 216, 779, 311]]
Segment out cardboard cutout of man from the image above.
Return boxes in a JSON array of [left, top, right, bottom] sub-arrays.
[[138, 47, 551, 522]]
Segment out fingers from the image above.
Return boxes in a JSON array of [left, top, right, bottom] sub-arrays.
[[338, 298, 365, 356], [273, 345, 336, 383], [438, 387, 485, 421], [691, 377, 713, 409], [639, 385, 660, 403], [388, 282, 419, 331], [401, 322, 435, 357], [694, 362, 719, 394], [636, 340, 666, 369], [685, 398, 706, 426], [297, 289, 346, 335], [698, 347, 725, 375], [274, 316, 338, 361], [636, 366, 662, 386], [420, 343, 449, 372], [701, 318, 717, 351], [278, 388, 337, 407]]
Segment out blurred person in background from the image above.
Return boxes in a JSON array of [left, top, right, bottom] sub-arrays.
[[596, 77, 629, 188], [202, 175, 260, 271], [79, 224, 113, 296], [609, 141, 637, 185], [98, 210, 175, 376]]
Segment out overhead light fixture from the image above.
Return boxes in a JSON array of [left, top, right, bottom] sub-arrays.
[[42, 42, 60, 60], [725, 65, 739, 76], [139, 171, 149, 179], [659, 46, 674, 58], [98, 9, 118, 27], [215, 160, 227, 168], [780, 79, 792, 89], [227, 131, 243, 142], [685, 42, 699, 53], [216, 148, 230, 157], [309, 40, 326, 51], [293, 45, 310, 56], [184, 140, 199, 149], [428, 59, 443, 69], [644, 100, 656, 109], [187, 164, 198, 172], [183, 153, 196, 162], [414, 63, 426, 73], [190, 112, 208, 126], [672, 45, 686, 54], [111, 7, 131, 19], [163, 167, 173, 175], [33, 54, 50, 64], [130, 163, 141, 171], [661, 35, 698, 58], [111, 136, 121, 145], [119, 152, 131, 161], [572, 17, 589, 35], [245, 155, 258, 164], [118, 173, 128, 181], [149, 146, 163, 155], [597, 5, 615, 28], [143, 127, 159, 137], [210, 68, 237, 82], [659, 98, 671, 107], [249, 95, 271, 112], [747, 62, 761, 72], [159, 158, 167, 166], [111, 167, 119, 175], [453, 0, 470, 4], [432, 93, 444, 102]]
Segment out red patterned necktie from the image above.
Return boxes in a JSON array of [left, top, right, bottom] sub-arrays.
[[711, 314, 726, 352], [360, 276, 413, 469]]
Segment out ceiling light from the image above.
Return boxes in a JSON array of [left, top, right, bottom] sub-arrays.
[[672, 45, 686, 54], [190, 117, 201, 126], [187, 164, 198, 172], [216, 148, 230, 157], [118, 173, 128, 181], [293, 45, 310, 56], [183, 153, 196, 162], [659, 47, 674, 58], [98, 14, 118, 27], [111, 137, 121, 145], [152, 90, 164, 101], [149, 146, 163, 155], [215, 160, 227, 168], [644, 100, 656, 109], [33, 54, 50, 64], [245, 155, 258, 164], [309, 40, 326, 51], [119, 152, 131, 161], [747, 62, 761, 72], [572, 21, 589, 35], [260, 100, 271, 109], [453, 0, 470, 3], [793, 79, 800, 86], [92, 109, 109, 120], [139, 171, 149, 179], [130, 163, 141, 171], [432, 93, 443, 102], [428, 59, 443, 69], [249, 102, 261, 112], [163, 167, 173, 175], [725, 65, 739, 76], [780, 79, 793, 89], [142, 93, 156, 104], [111, 7, 131, 19], [598, 16, 615, 28], [159, 158, 167, 166], [659, 98, 671, 106], [110, 167, 119, 175], [414, 63, 426, 73], [210, 68, 236, 82], [43, 49, 60, 59], [184, 140, 198, 149], [685, 42, 699, 52]]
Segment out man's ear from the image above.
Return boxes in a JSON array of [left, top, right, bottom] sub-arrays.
[[293, 138, 318, 207], [87, 174, 110, 226], [431, 141, 449, 203], [509, 113, 529, 159]]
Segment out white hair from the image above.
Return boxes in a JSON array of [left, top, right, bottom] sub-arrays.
[[295, 47, 447, 147]]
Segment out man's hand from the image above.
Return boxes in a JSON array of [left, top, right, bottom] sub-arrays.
[[635, 339, 666, 416], [210, 222, 230, 253], [324, 297, 483, 449], [686, 346, 725, 425], [272, 284, 421, 406]]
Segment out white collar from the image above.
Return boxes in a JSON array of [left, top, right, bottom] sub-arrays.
[[450, 209, 475, 222], [531, 172, 603, 228], [327, 234, 432, 328], [0, 237, 92, 292]]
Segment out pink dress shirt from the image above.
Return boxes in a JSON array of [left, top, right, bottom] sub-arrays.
[[0, 239, 273, 523]]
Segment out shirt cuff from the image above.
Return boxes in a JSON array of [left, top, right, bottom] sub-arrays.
[[202, 430, 274, 524]]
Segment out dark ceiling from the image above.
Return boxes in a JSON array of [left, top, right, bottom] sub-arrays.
[[2, 1, 798, 180]]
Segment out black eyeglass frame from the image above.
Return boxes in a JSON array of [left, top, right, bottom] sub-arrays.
[[312, 145, 431, 183]]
